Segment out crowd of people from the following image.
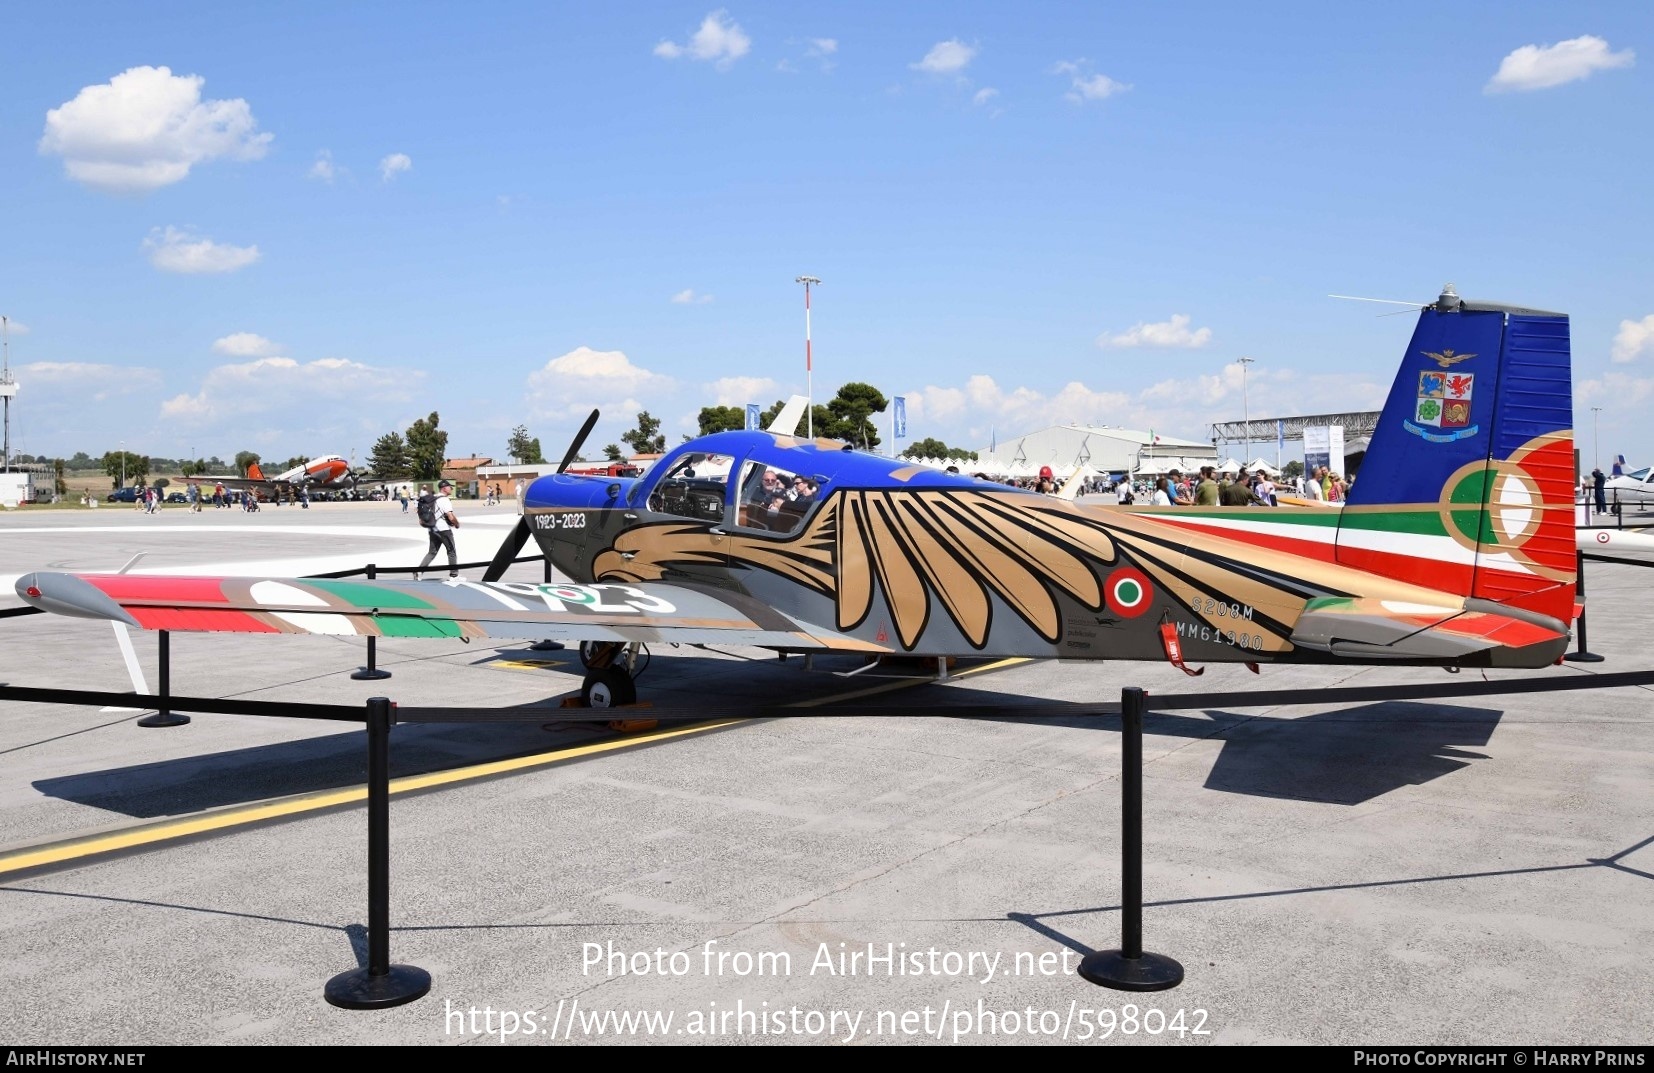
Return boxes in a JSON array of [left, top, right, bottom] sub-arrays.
[[963, 463, 1349, 507]]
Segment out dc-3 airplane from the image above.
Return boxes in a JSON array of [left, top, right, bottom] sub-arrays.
[[18, 286, 1582, 707], [183, 455, 366, 499]]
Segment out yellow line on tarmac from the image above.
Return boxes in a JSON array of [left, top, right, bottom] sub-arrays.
[[0, 656, 1033, 877], [0, 719, 740, 877]]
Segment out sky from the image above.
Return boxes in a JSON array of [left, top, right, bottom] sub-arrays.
[[2, 2, 1651, 471]]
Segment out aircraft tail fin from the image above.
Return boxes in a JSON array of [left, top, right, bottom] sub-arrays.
[[246, 462, 266, 481], [766, 396, 810, 436], [1336, 287, 1575, 623]]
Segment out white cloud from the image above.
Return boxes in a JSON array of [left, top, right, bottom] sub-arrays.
[[1097, 313, 1212, 349], [379, 153, 411, 182], [143, 226, 261, 274], [654, 10, 751, 70], [973, 87, 999, 107], [670, 289, 714, 304], [1578, 371, 1654, 407], [1053, 60, 1131, 104], [161, 356, 419, 424], [527, 346, 675, 421], [707, 376, 778, 406], [808, 38, 838, 57], [39, 66, 271, 194], [211, 332, 283, 357], [1, 320, 27, 335], [1611, 315, 1654, 364], [308, 150, 336, 183], [912, 39, 976, 75], [21, 361, 162, 402], [1486, 35, 1634, 93]]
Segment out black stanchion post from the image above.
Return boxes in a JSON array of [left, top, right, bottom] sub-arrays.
[[138, 629, 189, 728], [351, 564, 392, 681], [1564, 549, 1604, 663], [326, 696, 430, 1009], [544, 555, 552, 584], [1078, 686, 1183, 991]]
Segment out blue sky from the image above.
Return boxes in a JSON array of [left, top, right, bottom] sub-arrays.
[[2, 2, 1650, 470]]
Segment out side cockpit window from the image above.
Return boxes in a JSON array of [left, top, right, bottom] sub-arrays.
[[734, 460, 824, 534], [645, 452, 732, 523]]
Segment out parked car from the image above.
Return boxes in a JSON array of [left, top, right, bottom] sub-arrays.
[[106, 488, 140, 503], [165, 491, 189, 503]]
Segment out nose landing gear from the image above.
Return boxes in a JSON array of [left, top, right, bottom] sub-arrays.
[[576, 640, 641, 709]]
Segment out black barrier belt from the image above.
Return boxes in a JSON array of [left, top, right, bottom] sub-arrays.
[[0, 684, 362, 721], [392, 667, 1654, 723], [0, 606, 43, 619], [1582, 551, 1654, 568], [7, 669, 1654, 727], [302, 553, 546, 580]]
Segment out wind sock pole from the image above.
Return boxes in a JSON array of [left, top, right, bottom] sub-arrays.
[[797, 276, 820, 439]]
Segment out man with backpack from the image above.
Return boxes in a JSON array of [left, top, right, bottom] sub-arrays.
[[415, 480, 462, 580]]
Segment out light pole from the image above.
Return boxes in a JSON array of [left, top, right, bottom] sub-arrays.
[[120, 439, 125, 490], [1237, 357, 1255, 463], [795, 276, 820, 439], [1592, 406, 1602, 470]]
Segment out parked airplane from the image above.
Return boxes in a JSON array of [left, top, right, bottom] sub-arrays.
[[1601, 463, 1654, 509], [18, 286, 1581, 707], [184, 456, 361, 498]]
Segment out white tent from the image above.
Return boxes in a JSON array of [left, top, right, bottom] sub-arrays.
[[1216, 458, 1243, 475], [1245, 457, 1282, 477]]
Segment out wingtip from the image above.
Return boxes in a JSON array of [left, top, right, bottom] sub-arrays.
[[16, 572, 142, 627]]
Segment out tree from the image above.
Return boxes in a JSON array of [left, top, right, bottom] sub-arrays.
[[278, 455, 308, 472], [826, 382, 888, 449], [67, 452, 94, 469], [621, 411, 665, 455], [406, 411, 448, 480], [102, 450, 148, 488], [369, 432, 412, 479], [697, 405, 747, 436], [234, 451, 261, 477], [1282, 460, 1305, 480], [53, 458, 67, 496], [902, 437, 976, 462], [603, 443, 623, 461], [506, 424, 546, 464]]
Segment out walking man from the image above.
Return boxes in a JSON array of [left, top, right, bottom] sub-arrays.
[[416, 479, 462, 580]]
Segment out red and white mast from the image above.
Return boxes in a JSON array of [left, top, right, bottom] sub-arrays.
[[795, 276, 820, 438]]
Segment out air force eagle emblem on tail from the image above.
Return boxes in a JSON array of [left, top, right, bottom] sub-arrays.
[[1423, 348, 1475, 369]]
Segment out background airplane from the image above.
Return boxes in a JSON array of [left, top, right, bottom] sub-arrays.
[[184, 455, 369, 499], [19, 286, 1582, 707]]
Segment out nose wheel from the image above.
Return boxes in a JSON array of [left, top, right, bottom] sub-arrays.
[[576, 641, 641, 708], [581, 666, 637, 708]]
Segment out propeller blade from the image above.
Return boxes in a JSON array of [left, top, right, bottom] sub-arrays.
[[481, 518, 532, 583], [558, 409, 601, 474]]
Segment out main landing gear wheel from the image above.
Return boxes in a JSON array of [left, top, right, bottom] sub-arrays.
[[578, 640, 612, 669], [581, 666, 637, 708]]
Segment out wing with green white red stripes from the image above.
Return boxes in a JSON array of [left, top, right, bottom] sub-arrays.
[[14, 572, 888, 653]]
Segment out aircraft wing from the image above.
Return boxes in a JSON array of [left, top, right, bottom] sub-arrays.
[[15, 572, 891, 653]]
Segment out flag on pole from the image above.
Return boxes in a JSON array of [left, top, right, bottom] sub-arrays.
[[893, 396, 907, 439], [1150, 428, 1162, 444], [745, 403, 760, 430], [990, 426, 996, 453]]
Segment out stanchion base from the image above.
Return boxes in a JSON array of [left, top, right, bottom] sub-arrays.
[[351, 667, 393, 680], [1563, 652, 1606, 663], [530, 639, 566, 651], [1078, 949, 1184, 991], [136, 712, 191, 728], [325, 964, 432, 1009]]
